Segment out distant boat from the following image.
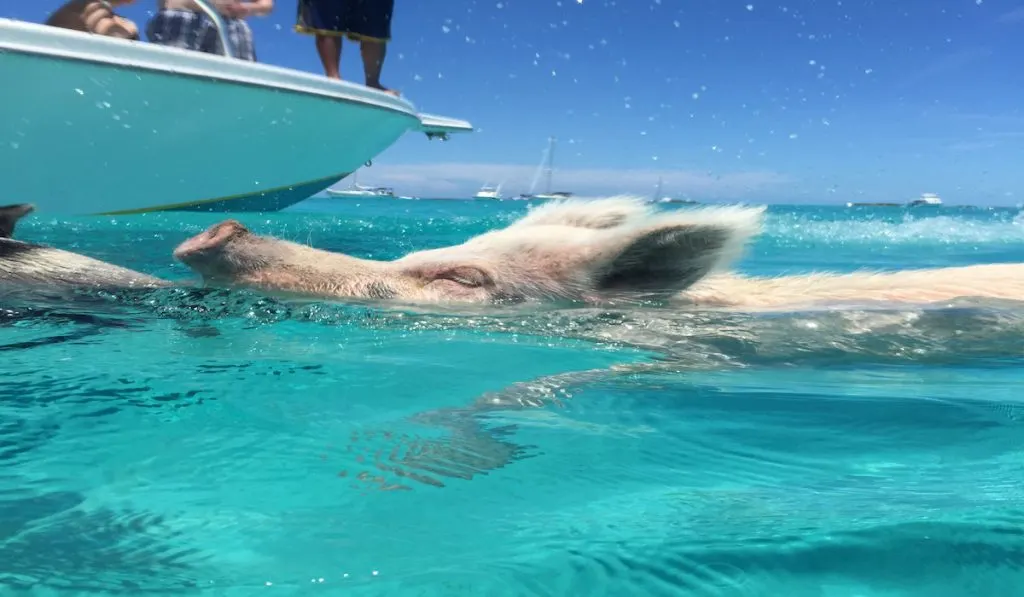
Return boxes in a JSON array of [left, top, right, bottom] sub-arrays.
[[651, 176, 698, 205], [474, 183, 503, 200], [326, 185, 395, 198], [907, 192, 943, 207], [517, 137, 574, 200], [846, 193, 943, 208], [325, 171, 396, 198]]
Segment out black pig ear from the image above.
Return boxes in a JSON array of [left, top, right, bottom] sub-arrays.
[[594, 206, 765, 297], [595, 224, 730, 294], [0, 204, 35, 239]]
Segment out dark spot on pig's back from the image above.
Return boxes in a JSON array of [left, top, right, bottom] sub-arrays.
[[366, 280, 397, 300], [0, 239, 43, 260]]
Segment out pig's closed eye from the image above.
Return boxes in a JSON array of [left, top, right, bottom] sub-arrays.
[[435, 266, 492, 288]]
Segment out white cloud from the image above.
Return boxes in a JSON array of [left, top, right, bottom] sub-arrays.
[[898, 47, 994, 88], [997, 7, 1024, 23], [341, 162, 793, 200]]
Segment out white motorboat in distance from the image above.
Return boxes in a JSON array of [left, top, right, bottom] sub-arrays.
[[907, 193, 943, 207], [325, 170, 396, 198], [326, 185, 396, 198], [474, 184, 503, 200], [846, 193, 944, 208]]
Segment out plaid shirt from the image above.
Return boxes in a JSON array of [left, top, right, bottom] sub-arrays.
[[145, 8, 256, 61]]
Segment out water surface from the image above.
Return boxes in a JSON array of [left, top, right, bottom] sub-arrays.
[[2, 198, 1024, 596]]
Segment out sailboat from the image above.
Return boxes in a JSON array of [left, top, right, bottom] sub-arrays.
[[325, 170, 396, 198], [517, 137, 574, 201]]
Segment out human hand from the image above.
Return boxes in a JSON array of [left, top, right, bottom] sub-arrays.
[[115, 16, 139, 38]]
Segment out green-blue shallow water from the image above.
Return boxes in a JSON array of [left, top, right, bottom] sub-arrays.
[[3, 198, 1024, 596]]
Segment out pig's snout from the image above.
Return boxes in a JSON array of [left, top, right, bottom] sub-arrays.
[[173, 220, 247, 262]]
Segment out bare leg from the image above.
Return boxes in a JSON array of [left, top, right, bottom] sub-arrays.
[[360, 39, 399, 96], [315, 34, 342, 79]]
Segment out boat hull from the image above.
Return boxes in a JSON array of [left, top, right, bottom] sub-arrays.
[[0, 19, 472, 215], [113, 173, 348, 214]]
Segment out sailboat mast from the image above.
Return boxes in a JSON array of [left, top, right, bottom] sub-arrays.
[[545, 136, 555, 195]]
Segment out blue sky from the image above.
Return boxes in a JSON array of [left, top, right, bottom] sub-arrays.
[[13, 0, 1024, 204]]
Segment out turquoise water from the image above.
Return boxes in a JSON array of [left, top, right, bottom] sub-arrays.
[[3, 198, 1024, 596]]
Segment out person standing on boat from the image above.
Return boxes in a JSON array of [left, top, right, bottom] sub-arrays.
[[145, 0, 273, 62], [45, 0, 140, 40], [294, 0, 399, 96]]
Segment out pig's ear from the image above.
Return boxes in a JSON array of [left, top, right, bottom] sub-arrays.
[[0, 204, 35, 239], [593, 205, 764, 296]]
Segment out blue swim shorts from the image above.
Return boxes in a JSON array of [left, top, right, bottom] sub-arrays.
[[295, 0, 395, 42]]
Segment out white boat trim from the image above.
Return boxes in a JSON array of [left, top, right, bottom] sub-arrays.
[[418, 113, 475, 136]]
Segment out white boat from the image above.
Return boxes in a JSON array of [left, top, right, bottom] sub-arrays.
[[845, 193, 943, 208], [325, 171, 395, 198], [517, 137, 574, 200], [474, 184, 503, 200], [326, 185, 395, 198], [0, 10, 473, 215], [907, 193, 943, 207], [652, 176, 697, 204]]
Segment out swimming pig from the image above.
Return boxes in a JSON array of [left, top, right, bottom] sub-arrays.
[[173, 197, 758, 305], [0, 204, 168, 291], [172, 197, 1024, 310]]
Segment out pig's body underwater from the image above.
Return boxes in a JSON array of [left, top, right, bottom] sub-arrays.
[[0, 204, 168, 292], [172, 196, 1024, 312]]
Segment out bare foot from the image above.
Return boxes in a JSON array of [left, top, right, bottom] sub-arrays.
[[367, 81, 400, 97]]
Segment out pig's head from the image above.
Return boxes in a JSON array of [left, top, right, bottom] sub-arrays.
[[173, 197, 765, 306]]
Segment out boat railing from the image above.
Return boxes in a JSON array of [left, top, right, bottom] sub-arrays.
[[191, 0, 234, 59]]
